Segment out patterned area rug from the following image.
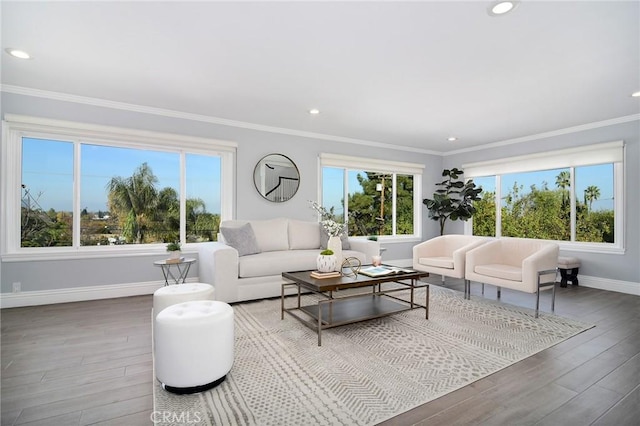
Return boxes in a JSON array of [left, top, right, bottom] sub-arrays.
[[153, 286, 593, 426]]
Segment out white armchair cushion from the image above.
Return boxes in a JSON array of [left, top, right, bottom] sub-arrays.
[[288, 220, 321, 250], [474, 264, 522, 282], [418, 256, 454, 269], [250, 218, 289, 252]]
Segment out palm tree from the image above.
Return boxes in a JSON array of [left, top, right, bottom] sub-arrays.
[[106, 162, 159, 243], [584, 185, 601, 212], [555, 171, 570, 209]]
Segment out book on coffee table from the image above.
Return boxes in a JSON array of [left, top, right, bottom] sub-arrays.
[[310, 271, 342, 279], [359, 266, 414, 277]]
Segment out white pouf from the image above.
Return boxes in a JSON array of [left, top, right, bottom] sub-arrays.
[[154, 300, 234, 394], [153, 283, 215, 316]]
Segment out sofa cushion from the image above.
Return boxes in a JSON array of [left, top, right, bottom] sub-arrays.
[[250, 218, 289, 252], [320, 226, 351, 250], [418, 256, 454, 269], [288, 220, 321, 250], [238, 249, 367, 278], [474, 264, 522, 282], [220, 223, 261, 257]]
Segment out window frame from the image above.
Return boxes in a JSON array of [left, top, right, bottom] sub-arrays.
[[319, 153, 424, 242], [1, 115, 237, 261], [462, 141, 625, 254]]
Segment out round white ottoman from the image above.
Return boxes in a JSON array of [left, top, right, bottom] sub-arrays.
[[153, 283, 215, 316], [154, 300, 234, 394]]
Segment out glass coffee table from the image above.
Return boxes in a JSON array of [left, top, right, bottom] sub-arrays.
[[281, 266, 429, 345]]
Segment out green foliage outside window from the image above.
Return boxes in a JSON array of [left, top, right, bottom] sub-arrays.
[[472, 171, 614, 243], [346, 172, 414, 237], [21, 163, 220, 247]]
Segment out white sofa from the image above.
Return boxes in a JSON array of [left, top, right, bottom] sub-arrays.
[[197, 218, 380, 303]]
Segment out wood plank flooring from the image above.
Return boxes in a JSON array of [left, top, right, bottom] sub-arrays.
[[1, 277, 639, 425]]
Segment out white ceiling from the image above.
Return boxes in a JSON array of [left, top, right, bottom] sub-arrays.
[[1, 1, 639, 153]]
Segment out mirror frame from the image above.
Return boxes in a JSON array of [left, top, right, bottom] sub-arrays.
[[253, 153, 300, 202]]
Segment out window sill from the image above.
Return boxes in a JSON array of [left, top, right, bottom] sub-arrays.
[[1, 246, 199, 262], [557, 242, 625, 255]]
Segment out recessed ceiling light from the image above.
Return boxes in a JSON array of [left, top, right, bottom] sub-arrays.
[[632, 91, 640, 98], [309, 109, 320, 115], [5, 48, 32, 59], [448, 137, 458, 142], [488, 1, 518, 16]]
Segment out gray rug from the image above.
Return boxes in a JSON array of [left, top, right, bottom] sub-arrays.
[[153, 286, 593, 426]]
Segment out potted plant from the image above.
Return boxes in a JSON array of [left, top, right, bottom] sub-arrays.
[[166, 242, 182, 259], [423, 168, 483, 235], [316, 249, 336, 273]]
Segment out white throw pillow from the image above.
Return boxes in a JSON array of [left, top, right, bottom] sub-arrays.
[[250, 218, 289, 252], [288, 220, 321, 250]]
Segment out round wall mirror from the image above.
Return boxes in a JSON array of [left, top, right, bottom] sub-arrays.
[[253, 154, 300, 202]]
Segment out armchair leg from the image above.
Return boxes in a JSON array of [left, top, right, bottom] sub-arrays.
[[464, 279, 470, 299], [482, 283, 485, 295], [536, 268, 558, 319], [497, 287, 501, 299]]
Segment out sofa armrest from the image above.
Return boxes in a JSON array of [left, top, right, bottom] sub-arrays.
[[196, 242, 239, 303], [348, 238, 380, 263]]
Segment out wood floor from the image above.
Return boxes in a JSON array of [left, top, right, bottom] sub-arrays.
[[1, 278, 639, 425]]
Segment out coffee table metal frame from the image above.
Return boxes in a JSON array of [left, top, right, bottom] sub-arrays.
[[281, 267, 429, 346]]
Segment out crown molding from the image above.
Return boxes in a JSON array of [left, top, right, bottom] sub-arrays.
[[0, 84, 439, 155], [2, 84, 637, 158], [443, 114, 640, 156]]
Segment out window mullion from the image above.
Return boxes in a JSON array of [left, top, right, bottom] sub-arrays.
[[570, 167, 576, 241], [73, 142, 82, 248], [495, 175, 502, 238], [391, 174, 397, 236], [343, 168, 349, 223], [179, 152, 186, 244]]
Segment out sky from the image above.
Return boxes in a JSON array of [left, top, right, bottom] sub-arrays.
[[21, 138, 222, 213]]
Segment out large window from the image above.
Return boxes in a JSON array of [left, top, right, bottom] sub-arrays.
[[320, 154, 423, 240], [466, 141, 624, 252], [3, 115, 236, 257]]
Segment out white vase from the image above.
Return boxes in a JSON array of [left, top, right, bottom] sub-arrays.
[[317, 254, 337, 273], [327, 236, 343, 271], [168, 250, 181, 260]]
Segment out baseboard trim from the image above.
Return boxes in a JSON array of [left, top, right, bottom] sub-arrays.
[[0, 278, 196, 308], [578, 275, 640, 296], [387, 258, 639, 296]]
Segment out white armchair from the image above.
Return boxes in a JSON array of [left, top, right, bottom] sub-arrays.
[[465, 238, 559, 318], [413, 235, 487, 282]]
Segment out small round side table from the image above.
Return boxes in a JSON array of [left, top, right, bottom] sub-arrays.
[[153, 258, 196, 285]]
